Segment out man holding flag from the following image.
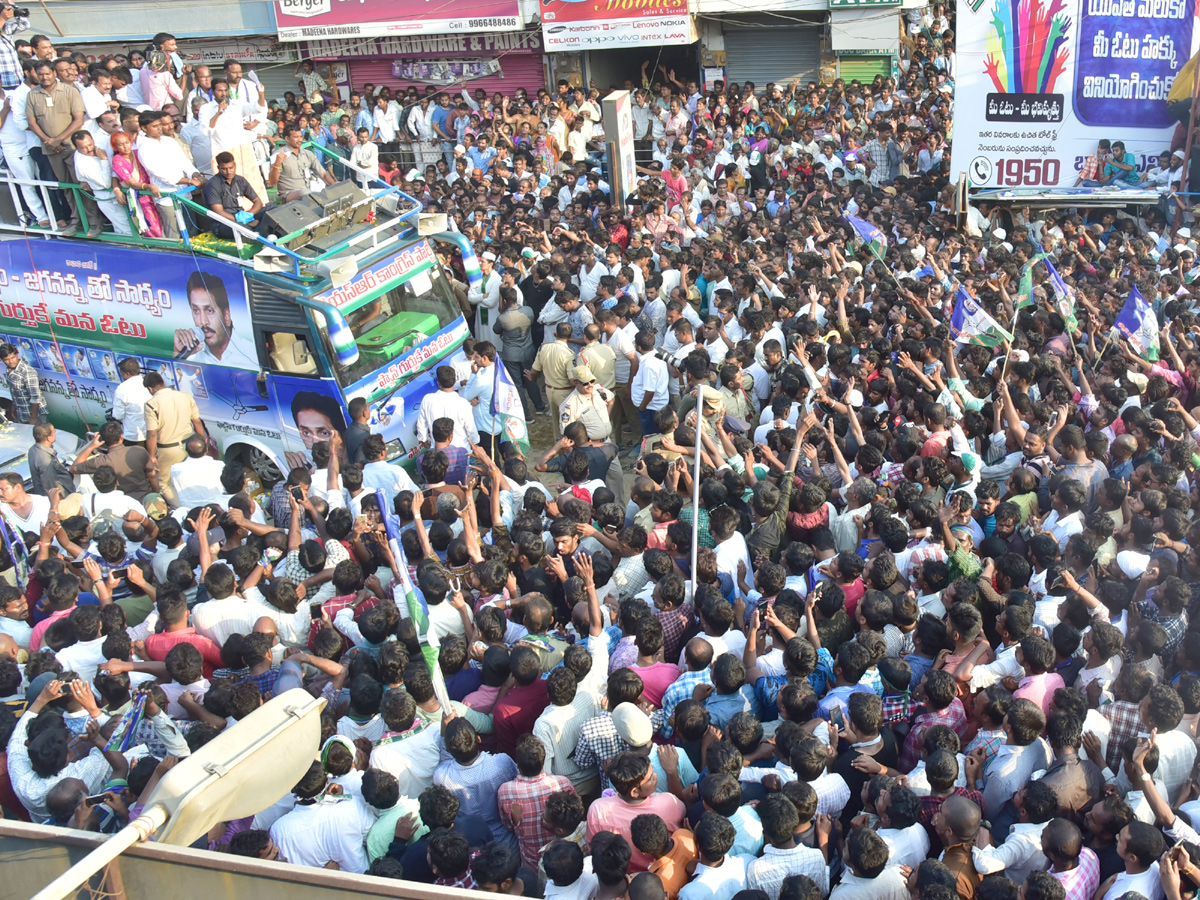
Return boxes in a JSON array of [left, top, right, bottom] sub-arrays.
[[1115, 285, 1161, 361], [459, 339, 529, 462], [490, 337, 531, 459]]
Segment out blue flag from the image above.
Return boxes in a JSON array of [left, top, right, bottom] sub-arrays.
[[1114, 286, 1160, 361], [844, 213, 886, 256], [949, 288, 1013, 347], [1042, 256, 1078, 331]]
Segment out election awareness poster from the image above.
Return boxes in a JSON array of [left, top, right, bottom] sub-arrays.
[[275, 0, 521, 42], [541, 0, 696, 51], [950, 0, 1199, 188], [0, 242, 345, 471]]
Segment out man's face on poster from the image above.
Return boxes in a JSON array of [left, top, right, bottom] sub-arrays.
[[295, 408, 336, 450], [189, 288, 232, 356]]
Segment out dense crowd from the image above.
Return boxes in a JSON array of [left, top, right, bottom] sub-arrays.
[[4, 5, 1200, 900]]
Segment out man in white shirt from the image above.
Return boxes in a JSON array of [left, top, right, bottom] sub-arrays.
[[80, 70, 117, 121], [369, 689, 443, 800], [271, 768, 397, 873], [70, 130, 129, 237], [874, 785, 931, 870], [829, 828, 910, 900], [200, 76, 265, 197], [415, 366, 479, 449], [109, 357, 151, 442], [54, 605, 108, 683], [349, 127, 378, 188], [135, 109, 201, 238], [360, 433, 417, 511], [183, 65, 214, 122], [170, 435, 227, 509], [468, 252, 502, 346], [0, 73, 48, 226], [0, 472, 51, 538], [596, 309, 639, 450], [971, 782, 1053, 884], [711, 504, 754, 598], [178, 97, 213, 175], [629, 330, 668, 441]]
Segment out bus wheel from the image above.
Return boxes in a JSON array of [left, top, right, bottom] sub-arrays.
[[239, 446, 282, 487]]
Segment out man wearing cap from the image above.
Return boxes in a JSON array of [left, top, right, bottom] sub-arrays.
[[527, 322, 576, 439], [467, 251, 502, 347], [577, 324, 616, 392], [559, 365, 614, 444]]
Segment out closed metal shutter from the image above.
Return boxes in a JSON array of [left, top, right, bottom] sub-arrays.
[[348, 53, 545, 99], [838, 55, 891, 82], [256, 67, 305, 108], [721, 20, 822, 87]]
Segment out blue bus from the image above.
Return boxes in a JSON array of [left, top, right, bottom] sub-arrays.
[[0, 166, 483, 483]]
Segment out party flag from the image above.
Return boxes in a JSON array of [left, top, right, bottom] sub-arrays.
[[949, 288, 1013, 347], [844, 213, 887, 258], [1114, 286, 1160, 361], [491, 359, 530, 456], [1042, 256, 1078, 332], [1013, 251, 1047, 310]]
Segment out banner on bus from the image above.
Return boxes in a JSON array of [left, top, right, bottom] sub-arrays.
[[275, 0, 522, 42], [540, 0, 696, 51], [949, 0, 1199, 189], [0, 243, 258, 371]]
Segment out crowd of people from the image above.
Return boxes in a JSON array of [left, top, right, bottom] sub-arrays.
[[5, 4, 1200, 900]]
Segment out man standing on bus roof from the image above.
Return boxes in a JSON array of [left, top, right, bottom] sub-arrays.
[[174, 270, 257, 369], [201, 72, 266, 200], [143, 369, 205, 507], [1, 341, 46, 424]]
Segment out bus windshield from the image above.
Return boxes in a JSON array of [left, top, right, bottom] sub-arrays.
[[324, 264, 462, 388]]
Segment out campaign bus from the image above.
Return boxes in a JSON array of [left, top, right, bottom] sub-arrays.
[[0, 164, 483, 483]]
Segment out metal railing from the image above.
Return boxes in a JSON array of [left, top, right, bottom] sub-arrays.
[[0, 141, 425, 280]]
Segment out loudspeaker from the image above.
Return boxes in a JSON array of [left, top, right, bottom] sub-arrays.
[[313, 181, 368, 220], [259, 199, 322, 242]]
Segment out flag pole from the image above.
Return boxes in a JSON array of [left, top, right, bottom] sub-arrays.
[[688, 403, 702, 605]]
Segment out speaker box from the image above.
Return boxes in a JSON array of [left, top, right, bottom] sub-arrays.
[[259, 199, 322, 243], [313, 181, 370, 221]]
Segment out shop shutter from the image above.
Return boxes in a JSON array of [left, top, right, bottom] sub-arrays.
[[721, 23, 821, 87], [349, 53, 544, 99], [256, 66, 305, 108], [838, 55, 892, 82]]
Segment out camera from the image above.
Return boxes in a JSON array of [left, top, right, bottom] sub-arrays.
[[11, 7, 30, 16]]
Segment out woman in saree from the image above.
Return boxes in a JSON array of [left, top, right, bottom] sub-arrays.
[[110, 130, 162, 238]]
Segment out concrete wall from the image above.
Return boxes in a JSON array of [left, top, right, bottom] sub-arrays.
[[0, 821, 478, 900]]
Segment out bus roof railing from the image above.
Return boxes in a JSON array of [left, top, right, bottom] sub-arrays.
[[0, 141, 426, 283]]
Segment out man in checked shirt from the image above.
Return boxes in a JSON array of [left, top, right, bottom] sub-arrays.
[[1, 342, 45, 423]]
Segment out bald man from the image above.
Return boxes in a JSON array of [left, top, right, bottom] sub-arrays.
[[933, 793, 983, 898], [0, 634, 19, 662], [1109, 433, 1137, 481], [253, 616, 284, 666]]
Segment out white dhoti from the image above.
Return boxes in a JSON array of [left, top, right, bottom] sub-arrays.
[[97, 197, 132, 235], [229, 141, 267, 199], [1, 143, 47, 221]]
